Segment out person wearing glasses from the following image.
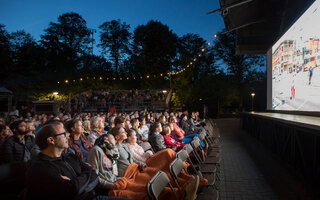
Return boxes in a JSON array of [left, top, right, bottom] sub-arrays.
[[26, 120, 103, 200]]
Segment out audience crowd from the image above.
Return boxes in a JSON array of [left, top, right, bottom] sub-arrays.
[[53, 89, 169, 114], [0, 103, 209, 200]]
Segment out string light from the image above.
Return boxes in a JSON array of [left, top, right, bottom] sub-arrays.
[[56, 43, 211, 84]]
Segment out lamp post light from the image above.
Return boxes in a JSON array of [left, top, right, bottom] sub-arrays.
[[251, 93, 255, 111]]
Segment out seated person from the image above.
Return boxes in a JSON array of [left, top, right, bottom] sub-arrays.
[[130, 118, 146, 143], [87, 134, 119, 189], [169, 116, 204, 147], [125, 129, 153, 162], [26, 120, 101, 200], [138, 116, 149, 139], [189, 112, 207, 135], [110, 127, 146, 177], [66, 118, 92, 162], [161, 125, 184, 151], [88, 117, 103, 146], [107, 126, 207, 200], [148, 122, 166, 153], [0, 124, 13, 146], [0, 120, 35, 164]]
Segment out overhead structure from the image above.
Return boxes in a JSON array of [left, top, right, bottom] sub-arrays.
[[210, 0, 315, 54]]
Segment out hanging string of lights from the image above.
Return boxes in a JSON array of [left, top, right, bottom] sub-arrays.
[[57, 42, 211, 84]]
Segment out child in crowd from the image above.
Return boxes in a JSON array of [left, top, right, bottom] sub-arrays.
[[161, 124, 185, 151]]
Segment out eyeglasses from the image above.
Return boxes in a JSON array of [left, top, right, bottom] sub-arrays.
[[53, 132, 66, 137]]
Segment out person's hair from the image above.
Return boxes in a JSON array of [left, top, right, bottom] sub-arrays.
[[161, 125, 170, 135], [158, 115, 166, 124], [0, 124, 6, 133], [127, 129, 135, 137], [65, 118, 81, 133], [109, 126, 123, 138], [83, 120, 90, 128], [43, 119, 63, 126], [130, 118, 139, 129], [148, 122, 160, 136], [169, 116, 175, 123], [35, 121, 63, 150], [114, 116, 124, 126], [91, 117, 101, 129], [139, 116, 145, 123], [9, 120, 24, 132], [94, 134, 108, 146]]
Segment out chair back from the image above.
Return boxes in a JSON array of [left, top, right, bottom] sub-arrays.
[[183, 143, 193, 154], [147, 171, 171, 200], [141, 141, 153, 152], [176, 149, 189, 161], [169, 158, 185, 180], [191, 139, 201, 149]]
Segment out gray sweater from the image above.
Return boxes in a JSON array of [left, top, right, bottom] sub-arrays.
[[87, 146, 118, 189]]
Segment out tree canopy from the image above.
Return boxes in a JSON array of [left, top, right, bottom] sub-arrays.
[[0, 12, 266, 114]]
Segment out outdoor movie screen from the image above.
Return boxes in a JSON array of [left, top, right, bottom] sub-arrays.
[[272, 0, 320, 111]]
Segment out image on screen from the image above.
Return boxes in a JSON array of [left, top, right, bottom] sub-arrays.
[[272, 0, 320, 111]]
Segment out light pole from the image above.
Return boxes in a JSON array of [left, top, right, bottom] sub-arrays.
[[251, 93, 255, 111], [89, 29, 96, 56]]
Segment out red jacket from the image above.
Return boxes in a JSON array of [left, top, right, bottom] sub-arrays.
[[163, 134, 185, 148]]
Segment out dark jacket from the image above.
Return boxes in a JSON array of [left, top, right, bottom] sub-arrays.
[[148, 132, 165, 153], [26, 152, 98, 200], [0, 134, 35, 164], [180, 120, 192, 135]]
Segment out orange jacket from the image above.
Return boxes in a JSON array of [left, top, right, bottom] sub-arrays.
[[172, 123, 185, 140]]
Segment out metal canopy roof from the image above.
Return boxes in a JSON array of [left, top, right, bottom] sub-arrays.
[[217, 0, 315, 54]]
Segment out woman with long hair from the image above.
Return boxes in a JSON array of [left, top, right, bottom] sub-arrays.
[[126, 129, 153, 162], [148, 122, 165, 153]]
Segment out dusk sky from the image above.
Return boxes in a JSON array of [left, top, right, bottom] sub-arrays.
[[0, 0, 225, 54]]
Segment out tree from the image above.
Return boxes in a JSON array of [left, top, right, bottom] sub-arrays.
[[172, 34, 217, 108], [40, 12, 92, 77], [132, 20, 178, 77], [213, 31, 264, 85], [98, 19, 131, 75], [0, 24, 12, 83], [10, 30, 46, 73], [213, 31, 265, 109]]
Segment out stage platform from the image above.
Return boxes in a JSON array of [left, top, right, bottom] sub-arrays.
[[241, 112, 320, 184], [244, 112, 320, 130]]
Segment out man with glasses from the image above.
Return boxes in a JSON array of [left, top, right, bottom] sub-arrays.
[[26, 120, 100, 200]]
